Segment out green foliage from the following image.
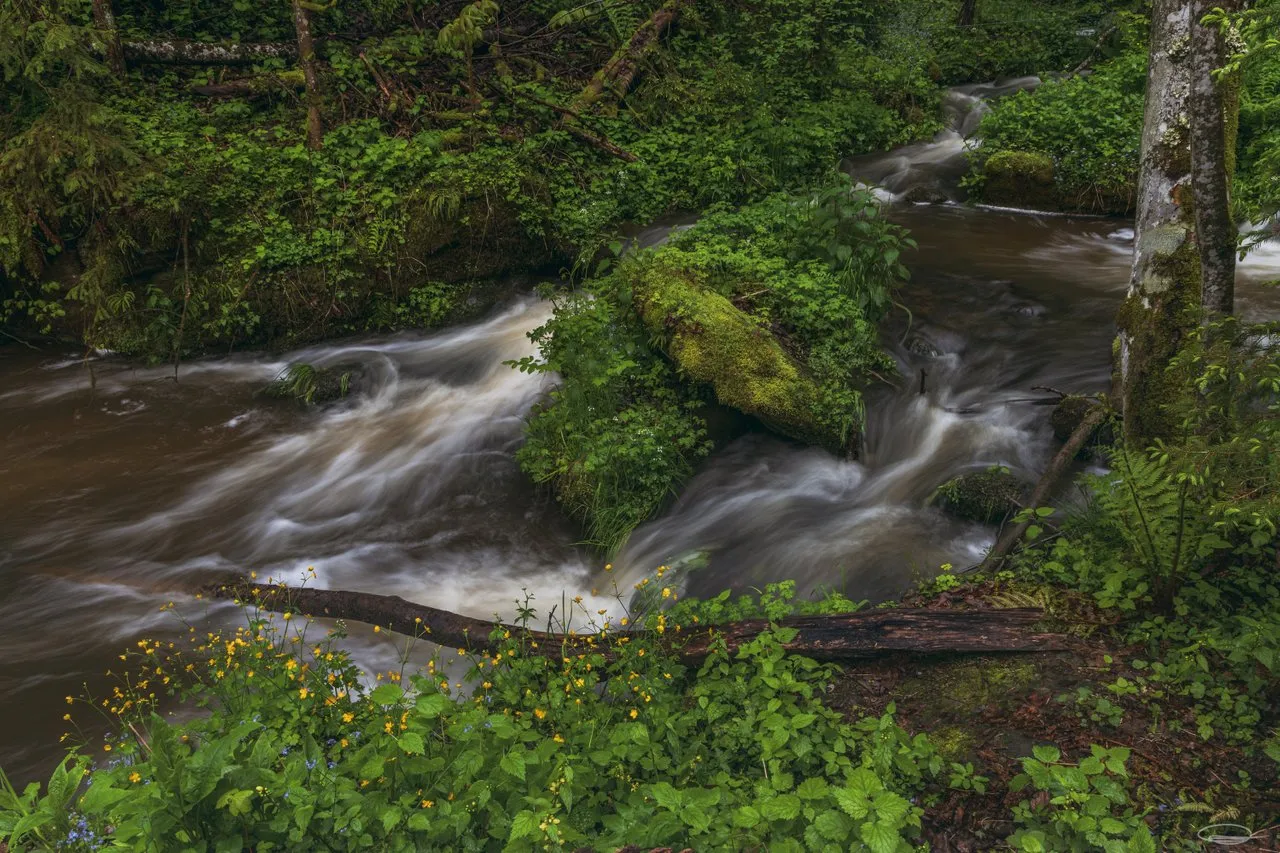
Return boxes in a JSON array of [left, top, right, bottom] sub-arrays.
[[877, 0, 1124, 85], [1007, 744, 1154, 852], [970, 42, 1146, 212], [517, 178, 909, 548], [0, 583, 943, 851]]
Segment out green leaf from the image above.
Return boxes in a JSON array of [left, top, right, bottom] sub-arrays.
[[499, 748, 526, 781], [681, 804, 711, 832], [760, 793, 801, 821], [369, 684, 403, 706], [1126, 827, 1156, 853], [814, 810, 849, 841], [415, 693, 450, 719], [398, 732, 425, 755], [732, 806, 761, 828], [508, 810, 537, 841], [650, 782, 683, 812], [796, 778, 829, 800], [1031, 745, 1061, 764], [860, 819, 901, 853]]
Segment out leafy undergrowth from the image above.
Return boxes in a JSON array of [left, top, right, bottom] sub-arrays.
[[819, 574, 1280, 853]]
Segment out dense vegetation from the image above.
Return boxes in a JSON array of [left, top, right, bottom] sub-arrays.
[[4, 0, 1280, 850], [969, 0, 1280, 218]]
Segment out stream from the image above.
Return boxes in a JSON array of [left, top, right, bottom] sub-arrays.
[[3, 81, 1279, 783]]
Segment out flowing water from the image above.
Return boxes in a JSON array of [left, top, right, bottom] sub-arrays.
[[3, 84, 1280, 783]]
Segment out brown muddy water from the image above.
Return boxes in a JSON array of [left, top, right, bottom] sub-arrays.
[[3, 94, 1280, 782]]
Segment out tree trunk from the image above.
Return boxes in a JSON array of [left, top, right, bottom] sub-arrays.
[[1116, 0, 1199, 445], [1190, 0, 1243, 318], [92, 0, 126, 77], [292, 0, 324, 149], [957, 0, 978, 27], [209, 582, 1069, 662], [122, 40, 297, 64], [570, 0, 686, 114]]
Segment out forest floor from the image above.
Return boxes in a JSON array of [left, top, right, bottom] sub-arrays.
[[824, 581, 1280, 851]]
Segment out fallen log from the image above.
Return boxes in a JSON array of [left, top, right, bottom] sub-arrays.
[[190, 71, 306, 97], [123, 39, 297, 65], [569, 0, 686, 114], [209, 582, 1068, 662], [977, 403, 1109, 573]]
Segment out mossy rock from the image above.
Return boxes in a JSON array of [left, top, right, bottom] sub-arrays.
[[263, 362, 364, 405], [1050, 395, 1115, 455], [932, 468, 1023, 524], [980, 150, 1058, 210], [628, 262, 846, 453]]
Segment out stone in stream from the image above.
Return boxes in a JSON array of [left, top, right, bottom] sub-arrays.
[[263, 361, 367, 404], [931, 467, 1025, 525], [980, 150, 1058, 210]]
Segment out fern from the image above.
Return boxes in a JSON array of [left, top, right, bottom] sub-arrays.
[[1090, 449, 1230, 603]]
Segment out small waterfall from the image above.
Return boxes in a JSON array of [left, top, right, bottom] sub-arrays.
[[843, 76, 1040, 204]]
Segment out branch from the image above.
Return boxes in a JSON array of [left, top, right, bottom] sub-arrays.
[[123, 40, 298, 65], [189, 71, 306, 97], [978, 404, 1109, 572], [569, 0, 687, 114], [209, 582, 1069, 662]]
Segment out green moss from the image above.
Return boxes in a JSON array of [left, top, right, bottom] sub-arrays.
[[930, 725, 979, 761], [901, 658, 1040, 721], [980, 150, 1058, 209], [629, 261, 845, 452], [932, 468, 1023, 524]]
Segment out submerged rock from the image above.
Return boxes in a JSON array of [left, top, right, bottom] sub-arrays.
[[932, 468, 1024, 524], [263, 361, 365, 404]]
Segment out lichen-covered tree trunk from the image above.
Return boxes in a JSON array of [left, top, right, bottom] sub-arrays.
[[91, 0, 125, 77], [957, 0, 978, 27], [1190, 0, 1244, 317], [1116, 0, 1199, 445], [292, 0, 324, 149]]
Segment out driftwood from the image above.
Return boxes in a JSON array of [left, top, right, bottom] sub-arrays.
[[210, 582, 1068, 662], [570, 0, 686, 114], [123, 40, 298, 65], [978, 404, 1109, 573]]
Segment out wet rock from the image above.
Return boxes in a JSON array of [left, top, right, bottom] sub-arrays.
[[980, 150, 1057, 210], [630, 262, 851, 455], [1050, 394, 1114, 454], [902, 184, 951, 205], [905, 335, 943, 359], [932, 468, 1024, 524], [264, 361, 366, 404]]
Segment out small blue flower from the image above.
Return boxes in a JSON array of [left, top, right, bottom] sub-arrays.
[[463, 725, 473, 734], [327, 761, 337, 769], [280, 746, 291, 756], [306, 759, 318, 770]]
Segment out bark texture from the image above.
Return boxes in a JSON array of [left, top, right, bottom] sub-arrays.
[[92, 0, 126, 77], [570, 0, 686, 114], [1116, 0, 1199, 445], [292, 0, 325, 149], [1190, 0, 1242, 317], [209, 582, 1069, 661], [957, 0, 978, 27], [123, 40, 298, 64]]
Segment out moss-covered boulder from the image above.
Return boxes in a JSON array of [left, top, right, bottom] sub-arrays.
[[980, 150, 1057, 210], [629, 262, 847, 453], [932, 468, 1024, 524]]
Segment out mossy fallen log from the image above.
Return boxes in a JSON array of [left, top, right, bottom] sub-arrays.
[[209, 581, 1070, 661], [123, 39, 298, 64], [630, 263, 850, 453]]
